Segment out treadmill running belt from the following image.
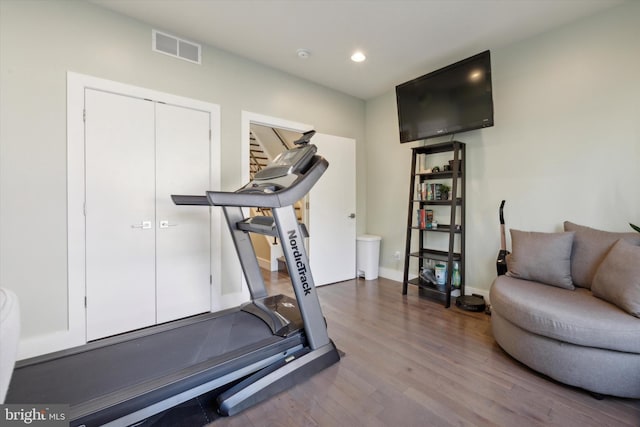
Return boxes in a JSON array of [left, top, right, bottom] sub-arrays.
[[7, 311, 283, 406]]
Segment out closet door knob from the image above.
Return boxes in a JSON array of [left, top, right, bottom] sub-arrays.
[[131, 221, 152, 229]]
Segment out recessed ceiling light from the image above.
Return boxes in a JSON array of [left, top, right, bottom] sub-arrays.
[[351, 51, 366, 63], [297, 48, 311, 59]]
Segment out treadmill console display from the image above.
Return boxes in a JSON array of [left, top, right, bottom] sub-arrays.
[[272, 145, 315, 169], [254, 144, 317, 181]]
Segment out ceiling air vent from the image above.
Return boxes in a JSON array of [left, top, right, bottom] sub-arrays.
[[152, 30, 201, 64]]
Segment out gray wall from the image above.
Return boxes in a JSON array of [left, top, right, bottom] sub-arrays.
[[0, 0, 365, 339], [365, 2, 640, 293]]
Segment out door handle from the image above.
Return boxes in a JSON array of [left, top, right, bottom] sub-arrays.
[[348, 213, 356, 219], [131, 221, 152, 229], [159, 220, 178, 229]]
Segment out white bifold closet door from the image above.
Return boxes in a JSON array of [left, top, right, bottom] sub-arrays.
[[155, 103, 211, 324], [85, 89, 210, 341]]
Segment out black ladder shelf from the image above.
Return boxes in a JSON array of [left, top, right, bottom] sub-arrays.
[[402, 141, 466, 308]]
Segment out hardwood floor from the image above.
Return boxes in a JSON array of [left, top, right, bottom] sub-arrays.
[[206, 271, 639, 427]]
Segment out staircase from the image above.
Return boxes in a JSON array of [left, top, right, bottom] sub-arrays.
[[250, 131, 304, 223], [249, 134, 269, 180], [250, 134, 272, 218], [249, 130, 305, 274]]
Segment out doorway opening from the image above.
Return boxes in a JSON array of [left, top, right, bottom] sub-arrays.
[[247, 123, 308, 273], [241, 112, 356, 288]]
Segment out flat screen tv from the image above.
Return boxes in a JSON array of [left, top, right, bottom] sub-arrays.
[[396, 50, 494, 143]]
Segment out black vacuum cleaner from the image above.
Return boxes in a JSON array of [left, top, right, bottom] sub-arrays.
[[455, 294, 486, 312]]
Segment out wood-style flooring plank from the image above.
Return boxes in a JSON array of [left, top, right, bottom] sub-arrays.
[[207, 274, 640, 427]]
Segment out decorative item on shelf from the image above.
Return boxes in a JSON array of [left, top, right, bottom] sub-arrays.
[[420, 266, 437, 285], [452, 262, 461, 289], [434, 263, 447, 289], [448, 159, 461, 172], [443, 164, 451, 171], [440, 184, 450, 200], [432, 166, 440, 173]]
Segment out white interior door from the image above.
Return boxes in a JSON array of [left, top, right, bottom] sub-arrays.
[[155, 103, 211, 323], [308, 134, 356, 286], [85, 90, 157, 340]]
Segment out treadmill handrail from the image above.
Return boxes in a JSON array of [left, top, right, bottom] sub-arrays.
[[171, 195, 210, 206], [206, 155, 328, 209]]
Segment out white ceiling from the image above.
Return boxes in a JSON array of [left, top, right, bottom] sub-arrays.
[[90, 0, 625, 100]]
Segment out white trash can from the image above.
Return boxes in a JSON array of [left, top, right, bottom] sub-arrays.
[[356, 234, 382, 280]]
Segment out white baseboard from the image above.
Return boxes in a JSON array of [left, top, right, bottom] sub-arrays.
[[18, 330, 85, 361], [257, 256, 271, 271], [256, 242, 282, 272], [378, 266, 404, 282]]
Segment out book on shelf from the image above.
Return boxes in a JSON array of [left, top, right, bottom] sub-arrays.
[[416, 182, 443, 201], [431, 183, 442, 200], [416, 209, 434, 229], [416, 182, 426, 200]]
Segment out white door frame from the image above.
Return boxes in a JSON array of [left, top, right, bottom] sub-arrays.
[[239, 114, 356, 285], [232, 112, 313, 304], [18, 72, 221, 358], [240, 112, 312, 184]]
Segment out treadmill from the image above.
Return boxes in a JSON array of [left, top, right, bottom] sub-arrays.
[[6, 130, 340, 426]]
